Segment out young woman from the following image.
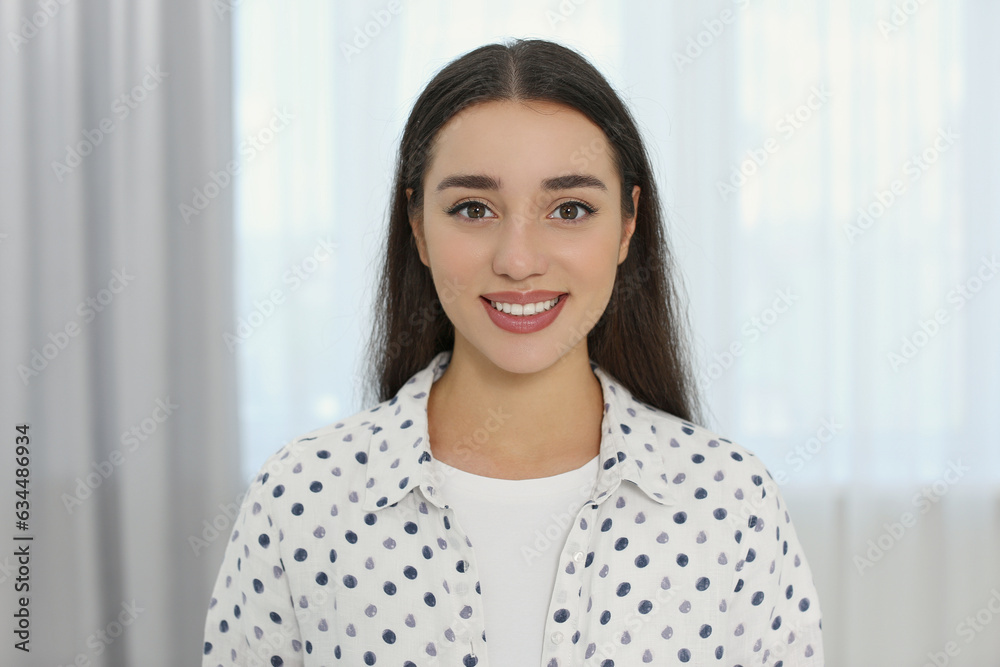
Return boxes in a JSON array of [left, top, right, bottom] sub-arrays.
[[202, 38, 824, 666]]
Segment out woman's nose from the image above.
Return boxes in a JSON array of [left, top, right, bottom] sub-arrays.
[[490, 207, 549, 281]]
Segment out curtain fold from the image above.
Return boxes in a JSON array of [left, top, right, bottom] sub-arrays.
[[0, 1, 240, 665]]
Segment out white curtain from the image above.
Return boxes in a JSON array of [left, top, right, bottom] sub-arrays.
[[0, 1, 239, 665], [232, 1, 1000, 666], [660, 2, 1000, 664]]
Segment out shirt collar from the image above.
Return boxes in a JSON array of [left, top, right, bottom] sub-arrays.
[[361, 350, 680, 512]]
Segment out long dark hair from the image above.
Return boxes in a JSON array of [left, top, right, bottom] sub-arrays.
[[363, 38, 703, 426]]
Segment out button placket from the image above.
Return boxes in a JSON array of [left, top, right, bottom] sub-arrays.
[[440, 506, 486, 665], [543, 503, 596, 665]]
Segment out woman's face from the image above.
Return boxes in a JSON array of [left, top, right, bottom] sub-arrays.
[[407, 99, 638, 374]]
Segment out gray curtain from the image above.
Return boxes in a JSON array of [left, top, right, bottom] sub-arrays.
[[0, 1, 240, 664]]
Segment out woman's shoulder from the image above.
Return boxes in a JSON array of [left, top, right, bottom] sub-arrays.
[[608, 378, 770, 475], [246, 396, 399, 492], [593, 363, 774, 490], [628, 400, 784, 516]]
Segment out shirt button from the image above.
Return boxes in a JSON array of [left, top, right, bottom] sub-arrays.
[[551, 631, 563, 644], [573, 551, 584, 562]]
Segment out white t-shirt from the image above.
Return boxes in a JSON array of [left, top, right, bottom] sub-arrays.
[[431, 454, 600, 667]]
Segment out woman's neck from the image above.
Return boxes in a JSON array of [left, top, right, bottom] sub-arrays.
[[426, 340, 604, 479]]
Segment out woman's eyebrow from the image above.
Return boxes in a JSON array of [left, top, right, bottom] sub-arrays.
[[435, 173, 607, 193]]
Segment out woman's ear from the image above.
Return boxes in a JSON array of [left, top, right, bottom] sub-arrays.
[[619, 185, 640, 265], [405, 187, 429, 267]]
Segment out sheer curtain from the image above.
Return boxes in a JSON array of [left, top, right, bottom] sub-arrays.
[[232, 1, 1000, 665], [0, 1, 239, 665]]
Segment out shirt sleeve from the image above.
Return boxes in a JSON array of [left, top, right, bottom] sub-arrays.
[[726, 463, 825, 665], [202, 465, 304, 667]]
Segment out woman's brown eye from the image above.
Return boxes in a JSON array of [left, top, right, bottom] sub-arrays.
[[468, 203, 486, 218], [559, 204, 579, 219]]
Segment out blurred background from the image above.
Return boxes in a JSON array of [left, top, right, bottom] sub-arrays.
[[2, 0, 999, 665]]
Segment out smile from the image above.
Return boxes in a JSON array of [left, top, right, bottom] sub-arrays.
[[479, 294, 568, 334], [486, 295, 562, 316]]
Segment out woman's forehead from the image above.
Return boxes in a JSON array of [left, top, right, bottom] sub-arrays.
[[428, 100, 615, 185]]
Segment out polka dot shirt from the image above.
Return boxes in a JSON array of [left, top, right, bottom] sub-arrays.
[[202, 350, 824, 666]]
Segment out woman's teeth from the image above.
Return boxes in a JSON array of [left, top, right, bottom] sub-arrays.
[[488, 295, 562, 316]]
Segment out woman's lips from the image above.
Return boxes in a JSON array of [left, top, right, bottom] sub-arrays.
[[480, 293, 568, 334]]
